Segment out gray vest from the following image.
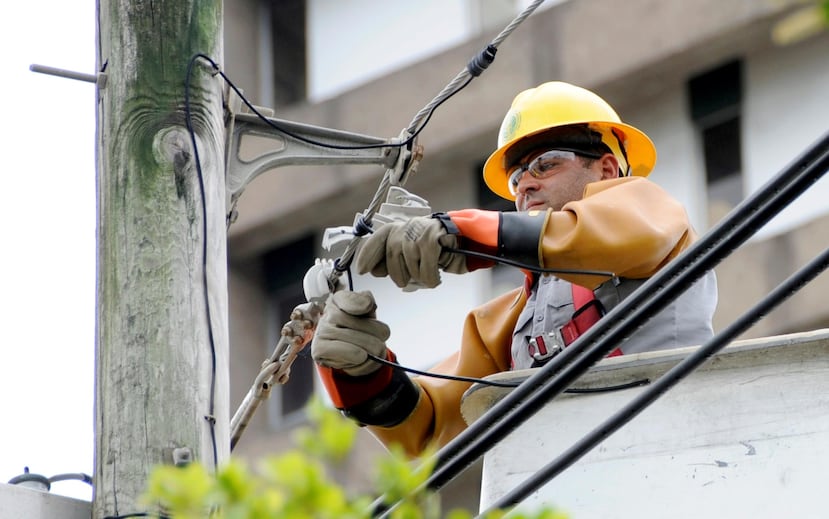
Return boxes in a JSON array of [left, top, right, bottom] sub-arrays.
[[510, 270, 718, 369]]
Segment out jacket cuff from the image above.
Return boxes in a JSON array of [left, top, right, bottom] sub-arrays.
[[443, 209, 499, 270], [445, 209, 546, 268], [341, 368, 420, 427], [498, 211, 547, 267], [316, 350, 420, 427]]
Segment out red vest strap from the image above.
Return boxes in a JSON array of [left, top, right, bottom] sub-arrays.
[[571, 283, 595, 309], [528, 282, 623, 363], [563, 285, 623, 357]]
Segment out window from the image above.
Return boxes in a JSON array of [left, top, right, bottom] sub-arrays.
[[688, 59, 744, 223], [262, 234, 316, 428], [260, 0, 307, 107]]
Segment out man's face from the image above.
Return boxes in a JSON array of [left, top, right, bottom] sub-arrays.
[[511, 150, 619, 212]]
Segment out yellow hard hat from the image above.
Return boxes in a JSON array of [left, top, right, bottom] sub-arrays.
[[483, 81, 657, 201]]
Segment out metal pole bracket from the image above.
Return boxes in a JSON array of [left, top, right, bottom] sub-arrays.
[[223, 89, 403, 222]]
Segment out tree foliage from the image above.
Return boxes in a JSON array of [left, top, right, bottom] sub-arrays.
[[142, 397, 567, 519]]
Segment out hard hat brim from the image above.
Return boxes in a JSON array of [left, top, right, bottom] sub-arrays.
[[483, 121, 657, 201]]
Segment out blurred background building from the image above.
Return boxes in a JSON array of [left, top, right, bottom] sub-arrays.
[[222, 0, 829, 510]]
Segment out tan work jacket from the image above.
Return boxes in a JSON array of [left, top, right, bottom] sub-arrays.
[[369, 177, 715, 456]]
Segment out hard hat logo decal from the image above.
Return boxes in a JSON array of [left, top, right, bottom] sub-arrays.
[[500, 110, 521, 144]]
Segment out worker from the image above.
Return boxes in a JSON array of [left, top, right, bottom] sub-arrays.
[[311, 81, 718, 456]]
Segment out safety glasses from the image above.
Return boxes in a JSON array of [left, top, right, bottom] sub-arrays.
[[507, 149, 603, 196]]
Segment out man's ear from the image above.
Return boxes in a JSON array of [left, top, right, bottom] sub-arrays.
[[599, 153, 621, 180]]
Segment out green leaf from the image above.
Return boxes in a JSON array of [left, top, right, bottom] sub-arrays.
[[293, 396, 358, 461], [143, 463, 215, 517]]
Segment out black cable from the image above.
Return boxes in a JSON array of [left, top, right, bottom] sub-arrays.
[[104, 515, 147, 519], [403, 76, 473, 144], [365, 352, 649, 393], [185, 53, 220, 470], [444, 246, 616, 278], [346, 266, 355, 291], [564, 379, 649, 393], [365, 352, 518, 388], [330, 228, 615, 281], [193, 54, 472, 151], [104, 513, 169, 519]]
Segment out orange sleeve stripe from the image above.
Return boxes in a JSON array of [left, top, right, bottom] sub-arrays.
[[316, 350, 397, 409], [446, 209, 501, 246]]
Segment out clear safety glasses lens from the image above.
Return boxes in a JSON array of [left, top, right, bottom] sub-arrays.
[[507, 149, 578, 196]]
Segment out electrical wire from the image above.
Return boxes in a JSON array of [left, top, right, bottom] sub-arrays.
[[366, 351, 649, 392], [328, 0, 548, 281], [365, 352, 518, 388], [189, 55, 471, 152], [444, 246, 616, 278], [404, 0, 546, 135], [104, 513, 169, 519], [185, 53, 220, 471]]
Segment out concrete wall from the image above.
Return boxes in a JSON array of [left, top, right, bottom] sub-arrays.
[[0, 484, 90, 519]]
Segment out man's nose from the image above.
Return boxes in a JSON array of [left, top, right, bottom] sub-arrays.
[[516, 171, 539, 194]]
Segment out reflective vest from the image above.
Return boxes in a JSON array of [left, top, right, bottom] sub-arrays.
[[511, 270, 718, 369]]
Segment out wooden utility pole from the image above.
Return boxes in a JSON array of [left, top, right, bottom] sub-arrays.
[[94, 1, 227, 517]]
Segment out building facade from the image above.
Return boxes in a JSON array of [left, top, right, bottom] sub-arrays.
[[223, 0, 829, 510]]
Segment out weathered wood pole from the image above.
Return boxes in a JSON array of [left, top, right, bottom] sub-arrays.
[[94, 1, 228, 516]]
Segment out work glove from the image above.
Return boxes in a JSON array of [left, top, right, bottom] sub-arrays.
[[356, 216, 467, 288], [312, 290, 391, 376]]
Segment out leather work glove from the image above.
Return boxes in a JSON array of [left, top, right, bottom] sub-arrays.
[[312, 290, 391, 376], [356, 216, 467, 288]]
